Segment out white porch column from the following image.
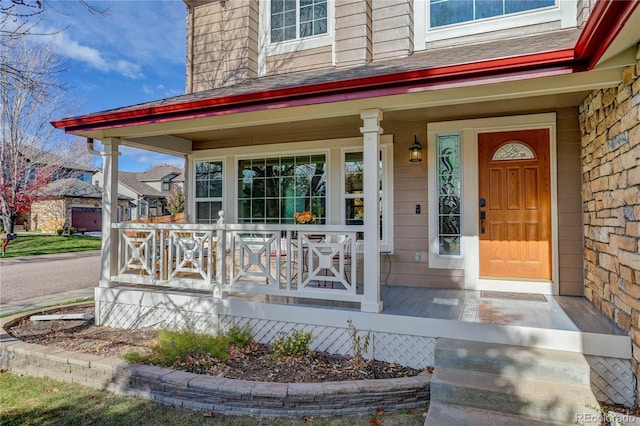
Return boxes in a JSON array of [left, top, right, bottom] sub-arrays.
[[183, 154, 192, 223], [99, 138, 120, 288], [360, 109, 383, 313]]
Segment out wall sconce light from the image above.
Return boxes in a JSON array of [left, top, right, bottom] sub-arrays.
[[409, 135, 422, 162]]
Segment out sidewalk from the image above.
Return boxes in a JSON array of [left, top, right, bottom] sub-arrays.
[[0, 287, 95, 317]]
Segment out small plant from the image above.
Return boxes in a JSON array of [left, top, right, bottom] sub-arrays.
[[347, 319, 371, 364], [125, 328, 229, 367], [56, 228, 64, 235], [226, 325, 252, 348], [67, 226, 76, 235], [270, 330, 314, 359], [78, 227, 86, 235]]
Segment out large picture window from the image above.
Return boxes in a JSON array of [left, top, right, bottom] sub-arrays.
[[271, 0, 327, 43], [195, 161, 223, 224], [430, 0, 555, 28], [238, 155, 326, 224]]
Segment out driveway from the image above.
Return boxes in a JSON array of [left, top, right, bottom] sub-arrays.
[[0, 251, 100, 304]]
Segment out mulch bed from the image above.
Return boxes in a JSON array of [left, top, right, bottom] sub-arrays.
[[5, 304, 427, 383]]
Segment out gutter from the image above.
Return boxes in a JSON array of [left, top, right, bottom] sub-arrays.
[[51, 0, 638, 134]]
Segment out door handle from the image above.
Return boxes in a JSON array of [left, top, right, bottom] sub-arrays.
[[480, 211, 486, 234]]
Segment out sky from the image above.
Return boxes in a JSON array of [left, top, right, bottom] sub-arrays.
[[34, 0, 188, 172]]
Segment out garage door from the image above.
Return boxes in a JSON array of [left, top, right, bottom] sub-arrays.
[[72, 207, 102, 231]]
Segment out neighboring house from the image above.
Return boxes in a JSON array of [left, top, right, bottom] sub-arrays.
[[92, 165, 184, 221], [53, 0, 640, 409], [11, 150, 96, 230], [30, 179, 131, 233]]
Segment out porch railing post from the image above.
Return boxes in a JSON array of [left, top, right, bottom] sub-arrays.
[[360, 109, 383, 313], [214, 210, 227, 298]]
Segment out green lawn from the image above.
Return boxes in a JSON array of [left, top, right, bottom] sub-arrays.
[[0, 373, 426, 426], [1, 234, 101, 258]]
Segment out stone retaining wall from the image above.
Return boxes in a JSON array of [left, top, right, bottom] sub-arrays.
[[579, 43, 640, 404], [0, 313, 430, 417]]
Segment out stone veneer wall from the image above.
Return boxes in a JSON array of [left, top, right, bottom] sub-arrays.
[[579, 44, 640, 403]]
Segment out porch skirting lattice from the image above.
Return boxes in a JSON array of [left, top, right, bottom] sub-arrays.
[[95, 287, 634, 407]]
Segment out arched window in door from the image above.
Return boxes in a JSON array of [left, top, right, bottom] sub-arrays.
[[491, 141, 535, 161]]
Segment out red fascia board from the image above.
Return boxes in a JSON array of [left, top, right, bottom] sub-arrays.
[[52, 49, 577, 132], [575, 0, 640, 68], [63, 64, 583, 134]]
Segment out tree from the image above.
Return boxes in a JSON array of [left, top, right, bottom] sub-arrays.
[[0, 1, 105, 90], [0, 40, 80, 232], [167, 185, 185, 215]]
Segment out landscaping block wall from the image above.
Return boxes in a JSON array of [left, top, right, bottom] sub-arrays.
[[579, 43, 640, 404]]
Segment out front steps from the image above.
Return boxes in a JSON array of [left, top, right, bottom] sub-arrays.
[[425, 338, 601, 425]]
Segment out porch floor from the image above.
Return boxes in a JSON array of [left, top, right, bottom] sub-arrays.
[[227, 286, 625, 336]]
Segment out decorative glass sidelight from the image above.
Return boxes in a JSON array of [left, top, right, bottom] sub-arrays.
[[436, 133, 462, 256]]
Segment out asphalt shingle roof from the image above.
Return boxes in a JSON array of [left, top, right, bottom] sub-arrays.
[[70, 28, 581, 120], [119, 172, 165, 197]]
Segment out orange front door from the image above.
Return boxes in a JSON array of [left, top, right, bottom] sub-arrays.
[[478, 129, 552, 280]]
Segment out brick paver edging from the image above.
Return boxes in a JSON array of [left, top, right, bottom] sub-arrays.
[[0, 309, 431, 417]]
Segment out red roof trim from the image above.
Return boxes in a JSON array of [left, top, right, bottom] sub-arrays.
[[52, 0, 638, 133], [575, 0, 639, 68], [62, 64, 582, 133]]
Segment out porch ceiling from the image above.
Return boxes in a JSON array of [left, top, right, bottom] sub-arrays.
[[172, 91, 592, 150]]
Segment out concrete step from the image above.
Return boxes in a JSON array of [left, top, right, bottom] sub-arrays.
[[435, 338, 591, 386], [425, 401, 552, 426], [430, 366, 600, 425]]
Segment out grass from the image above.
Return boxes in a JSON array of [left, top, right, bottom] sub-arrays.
[[1, 234, 101, 258], [0, 373, 427, 426]]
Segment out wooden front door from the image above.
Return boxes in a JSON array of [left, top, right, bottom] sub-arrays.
[[478, 129, 552, 280]]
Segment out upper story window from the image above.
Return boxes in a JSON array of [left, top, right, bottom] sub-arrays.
[[271, 0, 328, 43], [258, 0, 335, 76], [414, 0, 575, 50], [430, 0, 555, 28], [162, 180, 172, 191]]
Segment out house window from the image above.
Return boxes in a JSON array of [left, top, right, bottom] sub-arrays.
[[415, 0, 572, 50], [238, 155, 326, 224], [435, 133, 462, 256], [430, 0, 555, 28], [271, 0, 327, 43], [162, 181, 172, 191], [139, 199, 148, 217], [342, 147, 392, 249], [195, 161, 223, 224]]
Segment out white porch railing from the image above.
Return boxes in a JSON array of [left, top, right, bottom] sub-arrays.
[[112, 221, 364, 304]]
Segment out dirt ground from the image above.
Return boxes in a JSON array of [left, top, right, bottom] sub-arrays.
[[5, 304, 426, 383]]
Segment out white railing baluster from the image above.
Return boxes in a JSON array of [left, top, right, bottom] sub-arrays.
[[112, 221, 367, 305]]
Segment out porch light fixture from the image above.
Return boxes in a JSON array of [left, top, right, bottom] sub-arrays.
[[409, 135, 422, 162]]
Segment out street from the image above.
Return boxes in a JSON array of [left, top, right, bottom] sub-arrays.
[[0, 251, 100, 304]]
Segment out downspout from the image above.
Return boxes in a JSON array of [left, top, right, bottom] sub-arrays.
[[87, 138, 104, 156]]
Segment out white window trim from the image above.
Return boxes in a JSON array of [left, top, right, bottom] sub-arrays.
[[258, 0, 335, 76], [427, 113, 558, 295], [340, 141, 394, 253], [191, 158, 226, 224], [414, 0, 576, 51]]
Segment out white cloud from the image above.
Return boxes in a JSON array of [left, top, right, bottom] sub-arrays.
[[118, 146, 184, 171], [42, 30, 143, 79]]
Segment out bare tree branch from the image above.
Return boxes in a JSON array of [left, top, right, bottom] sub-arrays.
[[0, 40, 89, 232]]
